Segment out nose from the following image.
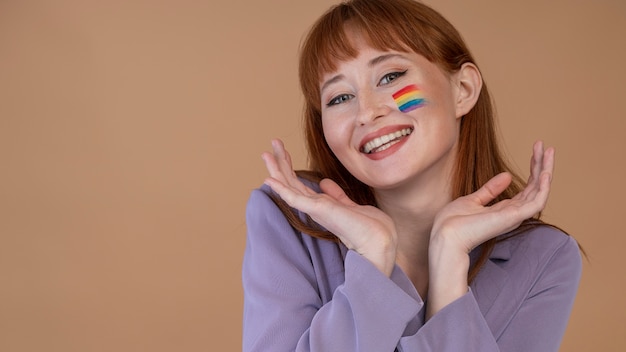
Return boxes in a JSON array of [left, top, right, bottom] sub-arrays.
[[356, 88, 392, 126]]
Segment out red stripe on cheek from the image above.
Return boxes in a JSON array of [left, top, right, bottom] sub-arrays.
[[392, 84, 419, 99]]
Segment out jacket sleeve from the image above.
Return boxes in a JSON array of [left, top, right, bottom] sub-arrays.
[[397, 290, 499, 351], [242, 187, 582, 351], [396, 231, 582, 352], [242, 188, 423, 352]]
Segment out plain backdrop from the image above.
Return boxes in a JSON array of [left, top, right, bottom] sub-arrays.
[[1, 0, 625, 351]]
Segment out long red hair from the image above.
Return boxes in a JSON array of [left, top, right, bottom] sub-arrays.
[[273, 0, 544, 283]]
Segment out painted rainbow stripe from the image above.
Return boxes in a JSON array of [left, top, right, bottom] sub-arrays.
[[392, 84, 425, 113]]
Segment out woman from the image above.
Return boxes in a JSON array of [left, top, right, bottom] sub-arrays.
[[243, 0, 582, 350]]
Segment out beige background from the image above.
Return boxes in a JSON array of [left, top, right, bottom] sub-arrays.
[[1, 0, 624, 351]]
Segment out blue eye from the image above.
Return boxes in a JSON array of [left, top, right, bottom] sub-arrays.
[[327, 94, 354, 107], [379, 70, 407, 85]]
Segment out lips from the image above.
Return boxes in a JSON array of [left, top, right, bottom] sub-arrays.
[[361, 127, 413, 154]]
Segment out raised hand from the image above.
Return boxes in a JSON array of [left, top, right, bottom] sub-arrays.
[[262, 139, 398, 276], [430, 140, 554, 253], [426, 141, 555, 318]]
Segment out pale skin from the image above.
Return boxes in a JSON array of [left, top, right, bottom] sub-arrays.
[[261, 42, 555, 320]]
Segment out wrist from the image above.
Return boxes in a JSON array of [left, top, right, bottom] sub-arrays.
[[428, 230, 470, 271], [357, 234, 398, 277], [426, 233, 471, 319]]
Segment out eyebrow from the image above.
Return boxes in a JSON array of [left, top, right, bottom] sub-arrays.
[[320, 74, 345, 93], [368, 53, 405, 67], [320, 53, 408, 93]]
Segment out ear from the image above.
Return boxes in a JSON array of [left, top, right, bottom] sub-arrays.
[[453, 62, 482, 119]]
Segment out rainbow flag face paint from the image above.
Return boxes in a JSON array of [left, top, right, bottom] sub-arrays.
[[392, 84, 425, 113]]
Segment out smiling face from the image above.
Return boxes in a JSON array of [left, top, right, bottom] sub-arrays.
[[319, 36, 474, 193]]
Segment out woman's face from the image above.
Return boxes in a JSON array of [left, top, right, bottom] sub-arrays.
[[319, 36, 472, 192]]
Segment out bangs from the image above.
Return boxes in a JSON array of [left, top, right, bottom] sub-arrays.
[[299, 0, 468, 111], [313, 10, 411, 76]]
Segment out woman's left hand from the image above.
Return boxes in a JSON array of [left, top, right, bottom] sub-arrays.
[[426, 140, 555, 318], [431, 140, 554, 254]]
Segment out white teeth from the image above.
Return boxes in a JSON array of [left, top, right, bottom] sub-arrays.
[[362, 128, 413, 154]]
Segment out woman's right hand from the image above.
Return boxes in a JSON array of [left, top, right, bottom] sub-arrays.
[[262, 139, 398, 276]]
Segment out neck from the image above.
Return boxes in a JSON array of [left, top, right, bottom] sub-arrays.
[[376, 158, 453, 233], [376, 182, 451, 259], [374, 173, 453, 296]]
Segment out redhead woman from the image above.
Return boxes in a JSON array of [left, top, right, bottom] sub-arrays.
[[243, 0, 582, 351]]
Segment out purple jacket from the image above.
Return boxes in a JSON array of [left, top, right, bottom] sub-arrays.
[[242, 185, 582, 351]]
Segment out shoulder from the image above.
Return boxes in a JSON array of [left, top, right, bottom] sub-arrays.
[[497, 225, 581, 266], [245, 183, 300, 245], [244, 183, 316, 278], [245, 184, 285, 225], [486, 225, 582, 290], [470, 226, 583, 342], [244, 182, 346, 301], [245, 180, 336, 259]]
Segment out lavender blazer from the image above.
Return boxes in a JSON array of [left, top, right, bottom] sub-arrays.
[[242, 185, 582, 351]]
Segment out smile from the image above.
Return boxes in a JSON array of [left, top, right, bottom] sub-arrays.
[[361, 128, 413, 154]]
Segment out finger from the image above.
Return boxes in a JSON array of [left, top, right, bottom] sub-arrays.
[[261, 150, 280, 178], [272, 139, 291, 169], [528, 140, 544, 185], [470, 172, 512, 206], [272, 140, 313, 192], [524, 140, 543, 188], [261, 150, 289, 185], [271, 139, 297, 181], [520, 142, 556, 201], [514, 141, 547, 202], [265, 139, 315, 195], [507, 147, 554, 217], [534, 146, 554, 204], [320, 178, 358, 207], [264, 176, 313, 210], [266, 175, 352, 231], [541, 146, 555, 180]]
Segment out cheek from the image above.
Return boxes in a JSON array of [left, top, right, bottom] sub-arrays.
[[392, 84, 426, 113], [321, 115, 353, 158], [321, 119, 341, 152]]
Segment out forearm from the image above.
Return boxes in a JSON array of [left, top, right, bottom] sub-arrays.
[[244, 250, 422, 352], [425, 233, 470, 320]]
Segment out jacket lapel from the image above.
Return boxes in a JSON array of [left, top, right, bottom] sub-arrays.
[[470, 240, 513, 337]]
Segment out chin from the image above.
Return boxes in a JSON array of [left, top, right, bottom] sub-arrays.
[[360, 175, 412, 192]]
